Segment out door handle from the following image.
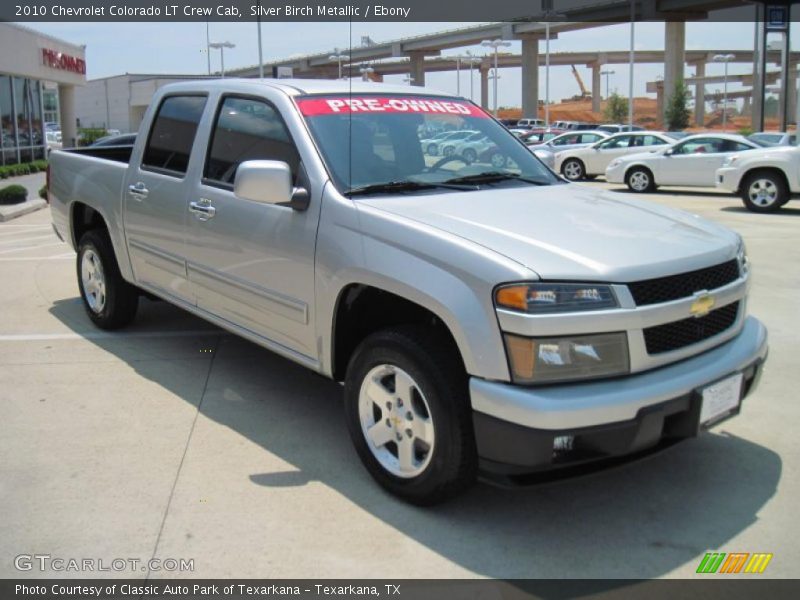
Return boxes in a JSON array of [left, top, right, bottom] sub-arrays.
[[128, 182, 149, 199], [189, 199, 216, 221]]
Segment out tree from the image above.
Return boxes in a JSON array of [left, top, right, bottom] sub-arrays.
[[665, 80, 691, 131], [603, 92, 628, 123]]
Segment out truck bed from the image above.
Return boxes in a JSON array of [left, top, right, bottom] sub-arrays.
[[62, 144, 134, 164]]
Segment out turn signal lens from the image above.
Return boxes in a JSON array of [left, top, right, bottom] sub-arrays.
[[495, 286, 529, 311]]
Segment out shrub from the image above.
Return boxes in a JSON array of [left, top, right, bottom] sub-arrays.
[[0, 160, 48, 179], [39, 185, 48, 200], [738, 127, 754, 137], [665, 80, 691, 131], [0, 184, 28, 205], [78, 128, 107, 147], [603, 92, 629, 123]]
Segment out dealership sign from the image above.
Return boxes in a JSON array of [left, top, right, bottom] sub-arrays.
[[41, 49, 86, 75]]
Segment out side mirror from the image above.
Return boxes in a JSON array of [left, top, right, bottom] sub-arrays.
[[234, 160, 309, 210]]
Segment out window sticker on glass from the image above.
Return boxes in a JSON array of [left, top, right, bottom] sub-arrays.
[[296, 96, 489, 118]]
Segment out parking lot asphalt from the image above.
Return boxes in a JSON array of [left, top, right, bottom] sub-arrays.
[[1, 176, 798, 580]]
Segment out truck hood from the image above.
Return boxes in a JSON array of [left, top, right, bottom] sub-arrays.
[[358, 183, 739, 281]]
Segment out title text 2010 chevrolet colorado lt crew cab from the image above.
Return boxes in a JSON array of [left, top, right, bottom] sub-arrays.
[[49, 80, 768, 504]]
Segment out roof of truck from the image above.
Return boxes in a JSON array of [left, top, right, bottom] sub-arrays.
[[161, 78, 458, 98]]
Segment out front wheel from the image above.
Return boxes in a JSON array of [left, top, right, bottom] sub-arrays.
[[77, 229, 139, 329], [562, 158, 585, 181], [626, 167, 656, 192], [741, 171, 789, 213], [344, 326, 477, 505]]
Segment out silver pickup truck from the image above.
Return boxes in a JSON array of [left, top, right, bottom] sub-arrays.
[[49, 79, 768, 504]]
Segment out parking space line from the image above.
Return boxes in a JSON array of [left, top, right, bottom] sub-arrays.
[[0, 330, 224, 342], [0, 242, 65, 255], [0, 234, 56, 246], [0, 254, 73, 261]]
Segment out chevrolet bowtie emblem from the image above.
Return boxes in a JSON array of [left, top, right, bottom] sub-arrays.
[[690, 293, 716, 318]]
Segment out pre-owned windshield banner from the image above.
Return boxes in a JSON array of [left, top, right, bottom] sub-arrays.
[[296, 96, 490, 117]]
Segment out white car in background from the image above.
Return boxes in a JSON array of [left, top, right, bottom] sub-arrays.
[[716, 145, 800, 212], [452, 133, 494, 163], [554, 131, 675, 181], [420, 129, 478, 156], [440, 131, 485, 158], [539, 130, 609, 154], [606, 134, 761, 192]]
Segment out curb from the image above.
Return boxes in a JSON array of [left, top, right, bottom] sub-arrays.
[[0, 198, 48, 222]]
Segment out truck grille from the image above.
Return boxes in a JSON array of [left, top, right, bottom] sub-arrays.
[[628, 259, 739, 306], [644, 301, 740, 355]]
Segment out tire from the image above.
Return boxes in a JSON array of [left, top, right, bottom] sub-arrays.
[[626, 167, 656, 192], [344, 326, 477, 505], [427, 143, 438, 156], [741, 170, 789, 213], [462, 148, 477, 164], [562, 158, 585, 181], [76, 229, 139, 330]]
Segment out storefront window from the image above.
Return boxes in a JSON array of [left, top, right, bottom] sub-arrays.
[[13, 77, 32, 151], [0, 76, 16, 165], [30, 80, 43, 148]]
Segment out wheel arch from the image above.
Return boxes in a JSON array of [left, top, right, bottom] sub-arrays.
[[625, 163, 656, 185], [740, 165, 791, 195]]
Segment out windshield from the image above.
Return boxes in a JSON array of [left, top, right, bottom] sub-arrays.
[[297, 94, 558, 195]]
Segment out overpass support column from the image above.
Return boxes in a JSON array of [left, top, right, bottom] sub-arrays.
[[409, 51, 425, 87], [58, 84, 77, 149], [592, 63, 602, 113], [694, 61, 706, 126], [480, 66, 489, 109], [663, 21, 686, 122], [655, 81, 665, 124], [520, 35, 539, 118], [788, 65, 798, 125]]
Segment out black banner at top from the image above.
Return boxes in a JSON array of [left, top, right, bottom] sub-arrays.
[[1, 0, 792, 23]]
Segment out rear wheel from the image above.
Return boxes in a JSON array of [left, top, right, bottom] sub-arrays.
[[741, 171, 788, 213], [562, 158, 585, 181], [77, 229, 139, 330], [626, 167, 656, 192], [426, 143, 438, 156], [344, 326, 477, 505], [462, 148, 477, 164]]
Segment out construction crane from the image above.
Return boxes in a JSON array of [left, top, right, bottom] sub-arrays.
[[568, 65, 592, 101]]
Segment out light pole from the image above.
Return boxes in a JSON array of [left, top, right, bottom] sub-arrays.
[[601, 69, 616, 99], [481, 39, 511, 116], [205, 23, 211, 75], [403, 75, 415, 85], [463, 52, 481, 101], [628, 0, 635, 128], [256, 0, 264, 79], [713, 53, 735, 131], [328, 48, 350, 80], [209, 41, 235, 78]]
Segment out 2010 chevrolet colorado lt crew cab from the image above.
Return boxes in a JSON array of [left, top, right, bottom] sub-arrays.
[[49, 80, 768, 504]]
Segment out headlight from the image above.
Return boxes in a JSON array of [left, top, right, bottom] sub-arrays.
[[722, 155, 739, 168], [504, 332, 630, 384], [737, 238, 749, 277], [495, 283, 619, 314]]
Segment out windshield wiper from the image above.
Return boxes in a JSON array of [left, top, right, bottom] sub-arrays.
[[346, 180, 472, 197], [443, 171, 551, 186]]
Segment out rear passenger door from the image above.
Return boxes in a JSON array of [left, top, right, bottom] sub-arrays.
[[185, 94, 319, 361], [123, 94, 207, 304]]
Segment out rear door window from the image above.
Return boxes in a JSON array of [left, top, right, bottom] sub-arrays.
[[141, 95, 207, 176]]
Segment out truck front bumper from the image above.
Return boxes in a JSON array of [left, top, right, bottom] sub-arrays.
[[470, 316, 768, 478]]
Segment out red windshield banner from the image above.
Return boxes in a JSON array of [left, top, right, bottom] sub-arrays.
[[296, 96, 489, 118]]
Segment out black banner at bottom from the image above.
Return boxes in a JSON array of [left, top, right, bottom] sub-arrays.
[[3, 579, 800, 600]]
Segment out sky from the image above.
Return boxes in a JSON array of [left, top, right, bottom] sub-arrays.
[[19, 18, 797, 109]]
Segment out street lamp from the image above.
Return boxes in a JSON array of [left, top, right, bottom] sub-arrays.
[[481, 39, 511, 116], [462, 51, 481, 101], [402, 75, 415, 85], [209, 41, 235, 78], [713, 53, 735, 131], [328, 48, 350, 80], [601, 69, 616, 99]]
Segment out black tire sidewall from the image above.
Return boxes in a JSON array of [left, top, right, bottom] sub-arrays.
[[76, 230, 138, 329], [344, 329, 475, 504]]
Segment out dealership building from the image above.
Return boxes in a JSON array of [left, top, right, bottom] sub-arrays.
[[0, 23, 86, 164], [74, 74, 210, 134]]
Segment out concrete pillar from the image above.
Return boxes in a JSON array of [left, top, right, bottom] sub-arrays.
[[520, 35, 539, 118], [480, 67, 489, 109], [409, 51, 425, 87], [58, 84, 77, 148], [663, 21, 686, 123], [591, 63, 602, 113], [742, 95, 751, 114], [655, 81, 665, 125], [694, 61, 706, 126]]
